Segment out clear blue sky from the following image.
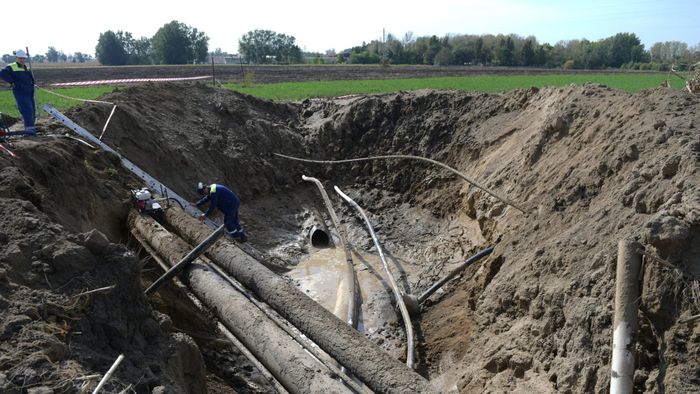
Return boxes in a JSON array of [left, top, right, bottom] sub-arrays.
[[5, 0, 699, 57]]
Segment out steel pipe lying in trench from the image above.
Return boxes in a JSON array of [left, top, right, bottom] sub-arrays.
[[162, 207, 438, 394], [129, 212, 352, 394], [404, 247, 494, 316]]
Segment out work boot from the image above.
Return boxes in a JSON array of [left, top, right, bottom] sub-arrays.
[[24, 126, 37, 137], [238, 231, 247, 243]]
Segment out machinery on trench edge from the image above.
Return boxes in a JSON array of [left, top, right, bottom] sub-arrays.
[[131, 188, 164, 215]]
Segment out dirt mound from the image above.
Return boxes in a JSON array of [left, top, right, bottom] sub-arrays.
[[0, 169, 205, 391], [1, 81, 697, 393]]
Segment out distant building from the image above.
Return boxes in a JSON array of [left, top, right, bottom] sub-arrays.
[[302, 54, 339, 64], [210, 55, 243, 64]]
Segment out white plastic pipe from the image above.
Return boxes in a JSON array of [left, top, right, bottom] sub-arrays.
[[92, 353, 125, 394], [610, 240, 643, 394], [335, 186, 415, 369]]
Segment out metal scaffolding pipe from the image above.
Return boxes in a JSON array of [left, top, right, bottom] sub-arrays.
[[334, 186, 415, 369], [144, 224, 225, 295], [130, 213, 352, 394], [610, 240, 643, 394], [162, 207, 438, 394]]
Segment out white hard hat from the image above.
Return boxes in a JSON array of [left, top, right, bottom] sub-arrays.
[[14, 49, 27, 58]]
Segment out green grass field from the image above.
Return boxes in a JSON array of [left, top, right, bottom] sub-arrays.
[[0, 73, 686, 118], [0, 86, 113, 118], [226, 74, 685, 100]]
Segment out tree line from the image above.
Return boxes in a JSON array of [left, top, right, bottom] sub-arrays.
[[345, 32, 700, 71], [3, 22, 698, 70], [94, 21, 209, 65], [1, 47, 92, 64]]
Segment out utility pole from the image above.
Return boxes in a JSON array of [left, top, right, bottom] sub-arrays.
[[382, 28, 386, 65]]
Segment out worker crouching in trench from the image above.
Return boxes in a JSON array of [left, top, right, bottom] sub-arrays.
[[195, 182, 247, 242]]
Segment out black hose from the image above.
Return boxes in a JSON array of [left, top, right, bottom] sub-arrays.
[[167, 197, 184, 209]]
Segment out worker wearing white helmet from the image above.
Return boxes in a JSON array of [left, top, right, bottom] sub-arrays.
[[196, 182, 247, 242], [0, 49, 36, 135]]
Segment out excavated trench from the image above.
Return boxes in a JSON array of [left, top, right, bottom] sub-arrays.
[[1, 82, 698, 393]]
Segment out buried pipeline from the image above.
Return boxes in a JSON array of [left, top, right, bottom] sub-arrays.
[[133, 208, 438, 394]]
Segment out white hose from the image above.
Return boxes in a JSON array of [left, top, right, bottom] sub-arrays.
[[275, 152, 527, 213], [335, 186, 415, 368]]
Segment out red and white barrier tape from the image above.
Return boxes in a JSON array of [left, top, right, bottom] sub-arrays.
[[49, 75, 210, 87]]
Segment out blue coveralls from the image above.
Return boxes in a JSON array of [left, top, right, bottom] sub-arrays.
[[0, 62, 36, 133], [196, 184, 244, 236]]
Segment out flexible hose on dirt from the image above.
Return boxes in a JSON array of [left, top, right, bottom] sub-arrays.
[[417, 246, 494, 305], [335, 186, 415, 369], [274, 152, 528, 213], [302, 175, 358, 330], [165, 197, 185, 209]]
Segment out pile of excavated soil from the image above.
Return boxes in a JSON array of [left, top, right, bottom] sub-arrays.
[[1, 81, 698, 393], [0, 140, 211, 392]]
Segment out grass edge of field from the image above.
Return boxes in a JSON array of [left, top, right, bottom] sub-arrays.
[[0, 73, 687, 118]]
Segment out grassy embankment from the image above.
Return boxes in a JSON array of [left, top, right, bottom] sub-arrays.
[[0, 74, 685, 117]]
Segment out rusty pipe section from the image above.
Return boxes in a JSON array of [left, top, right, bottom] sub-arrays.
[[162, 207, 438, 394], [130, 212, 351, 394]]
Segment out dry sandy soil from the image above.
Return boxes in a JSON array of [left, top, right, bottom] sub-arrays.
[[0, 78, 698, 393]]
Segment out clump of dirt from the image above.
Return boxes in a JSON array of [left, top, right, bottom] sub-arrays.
[[2, 81, 698, 393]]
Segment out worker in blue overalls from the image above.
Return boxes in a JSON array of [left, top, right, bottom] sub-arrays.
[[196, 182, 247, 242], [0, 49, 36, 135]]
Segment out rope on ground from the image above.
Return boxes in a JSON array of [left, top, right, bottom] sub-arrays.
[[37, 86, 115, 105], [274, 152, 528, 213], [37, 86, 118, 139]]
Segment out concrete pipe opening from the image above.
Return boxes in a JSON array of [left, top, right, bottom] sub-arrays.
[[310, 226, 330, 248]]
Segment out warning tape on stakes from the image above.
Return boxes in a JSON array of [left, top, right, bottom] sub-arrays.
[[49, 75, 211, 87]]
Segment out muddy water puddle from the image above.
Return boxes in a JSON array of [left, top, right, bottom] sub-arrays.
[[286, 247, 401, 340]]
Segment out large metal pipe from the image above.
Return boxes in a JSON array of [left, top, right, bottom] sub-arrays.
[[162, 207, 438, 394], [310, 224, 331, 248], [130, 213, 352, 394], [610, 240, 643, 394], [131, 230, 288, 394], [302, 175, 357, 329]]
